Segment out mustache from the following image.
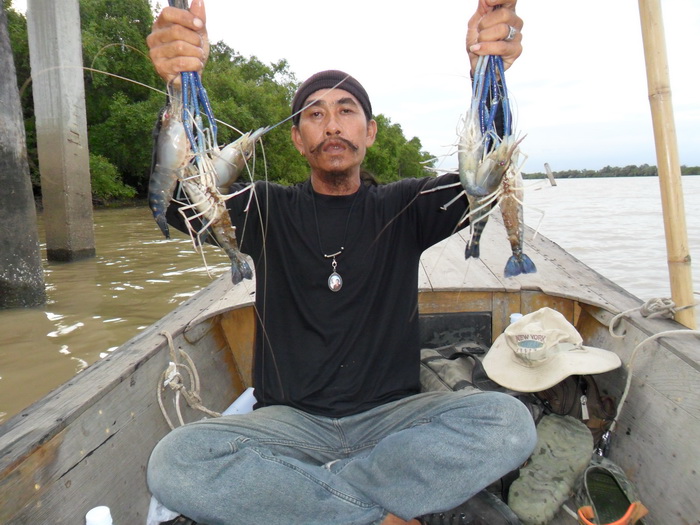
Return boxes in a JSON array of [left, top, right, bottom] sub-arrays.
[[309, 137, 359, 154]]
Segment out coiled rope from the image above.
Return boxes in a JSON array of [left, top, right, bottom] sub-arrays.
[[608, 295, 700, 434], [157, 330, 221, 430]]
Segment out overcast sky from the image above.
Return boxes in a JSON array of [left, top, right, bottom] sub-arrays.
[[14, 0, 699, 173], [206, 0, 700, 174]]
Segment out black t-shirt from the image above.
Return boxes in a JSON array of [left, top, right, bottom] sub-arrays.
[[218, 174, 467, 417]]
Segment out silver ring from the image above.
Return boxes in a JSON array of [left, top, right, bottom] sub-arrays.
[[504, 25, 517, 42]]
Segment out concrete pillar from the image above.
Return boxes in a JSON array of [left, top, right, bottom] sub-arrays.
[[0, 6, 46, 308], [26, 0, 95, 262]]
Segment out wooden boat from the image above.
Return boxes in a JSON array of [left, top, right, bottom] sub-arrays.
[[0, 214, 697, 524]]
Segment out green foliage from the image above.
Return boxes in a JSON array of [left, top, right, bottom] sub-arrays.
[[78, 0, 164, 200], [80, 0, 159, 123], [364, 115, 435, 183], [3, 1, 30, 86], [6, 0, 161, 201], [89, 92, 163, 193], [89, 153, 136, 201]]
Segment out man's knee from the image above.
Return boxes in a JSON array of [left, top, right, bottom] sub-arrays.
[[485, 392, 537, 463], [147, 427, 183, 498], [448, 391, 536, 463], [147, 423, 208, 503]]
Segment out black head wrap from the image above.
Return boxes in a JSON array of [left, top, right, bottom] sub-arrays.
[[291, 70, 372, 126]]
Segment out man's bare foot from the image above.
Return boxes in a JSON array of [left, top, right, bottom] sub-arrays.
[[380, 513, 421, 525]]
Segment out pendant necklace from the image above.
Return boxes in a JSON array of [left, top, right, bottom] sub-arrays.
[[311, 185, 361, 292]]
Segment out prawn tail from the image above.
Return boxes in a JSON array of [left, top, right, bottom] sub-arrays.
[[228, 250, 253, 285], [504, 253, 537, 278]]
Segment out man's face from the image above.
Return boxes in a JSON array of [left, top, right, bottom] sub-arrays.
[[291, 88, 376, 176]]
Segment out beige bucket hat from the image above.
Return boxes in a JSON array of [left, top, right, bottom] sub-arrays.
[[483, 307, 622, 392]]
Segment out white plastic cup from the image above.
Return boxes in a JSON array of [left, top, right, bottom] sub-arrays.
[[222, 387, 256, 416], [509, 313, 524, 325], [85, 506, 113, 525]]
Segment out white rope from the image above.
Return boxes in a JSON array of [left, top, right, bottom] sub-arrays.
[[157, 330, 222, 430], [607, 296, 700, 434], [608, 296, 696, 337], [639, 297, 677, 319]]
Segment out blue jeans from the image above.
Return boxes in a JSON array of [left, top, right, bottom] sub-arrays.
[[147, 390, 536, 525]]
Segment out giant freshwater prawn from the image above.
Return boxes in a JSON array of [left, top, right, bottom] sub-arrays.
[[422, 53, 537, 278]]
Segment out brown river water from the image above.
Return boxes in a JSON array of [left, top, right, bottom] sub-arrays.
[[1, 176, 699, 423], [0, 206, 230, 423]]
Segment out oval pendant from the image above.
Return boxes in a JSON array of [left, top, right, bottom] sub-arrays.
[[328, 272, 343, 292]]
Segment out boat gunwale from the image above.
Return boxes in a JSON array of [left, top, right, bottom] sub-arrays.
[[0, 274, 255, 470]]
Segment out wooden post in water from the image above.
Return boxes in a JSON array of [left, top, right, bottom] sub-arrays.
[[638, 0, 696, 329], [544, 163, 557, 186], [26, 0, 95, 262]]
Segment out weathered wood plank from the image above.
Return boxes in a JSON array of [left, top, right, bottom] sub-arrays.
[[520, 290, 576, 322], [420, 213, 641, 317], [184, 274, 255, 331], [0, 275, 246, 453], [420, 231, 506, 292], [1, 339, 170, 522], [218, 305, 256, 390], [523, 224, 642, 312], [418, 290, 493, 316], [491, 291, 522, 337], [474, 213, 643, 314], [472, 214, 531, 292]]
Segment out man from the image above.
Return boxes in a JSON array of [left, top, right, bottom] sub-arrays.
[[147, 2, 535, 524]]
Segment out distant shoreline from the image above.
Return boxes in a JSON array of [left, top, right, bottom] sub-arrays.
[[522, 171, 699, 180]]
